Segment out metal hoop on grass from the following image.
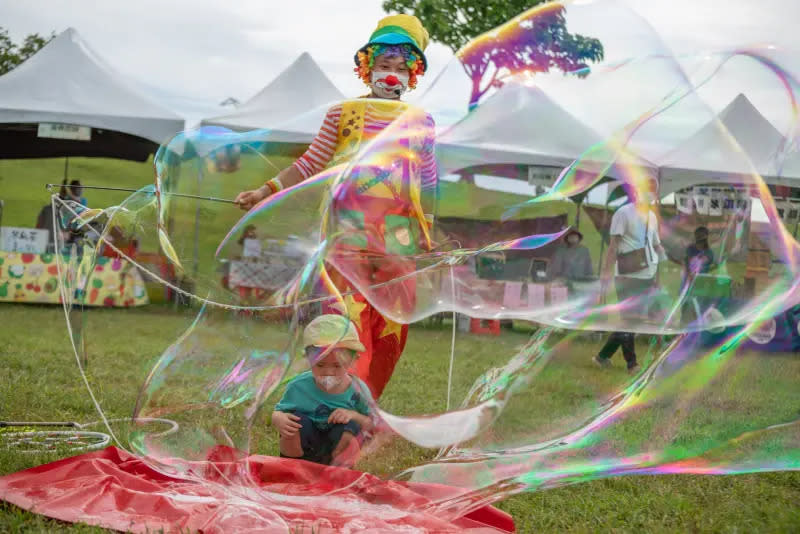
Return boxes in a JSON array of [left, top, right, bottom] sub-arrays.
[[0, 418, 179, 454], [0, 429, 111, 454]]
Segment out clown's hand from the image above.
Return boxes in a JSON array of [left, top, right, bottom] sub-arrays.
[[235, 186, 269, 211]]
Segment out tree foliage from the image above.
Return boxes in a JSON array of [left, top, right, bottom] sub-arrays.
[[382, 0, 603, 107], [0, 27, 55, 76]]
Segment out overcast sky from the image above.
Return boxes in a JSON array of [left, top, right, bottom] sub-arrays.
[[3, 0, 800, 130]]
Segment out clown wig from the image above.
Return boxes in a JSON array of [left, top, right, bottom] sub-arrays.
[[354, 44, 425, 90]]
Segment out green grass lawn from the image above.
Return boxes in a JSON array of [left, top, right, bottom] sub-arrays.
[[2, 157, 800, 532], [1, 304, 799, 533]]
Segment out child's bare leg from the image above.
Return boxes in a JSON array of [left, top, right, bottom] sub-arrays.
[[331, 432, 360, 467], [279, 432, 303, 458]]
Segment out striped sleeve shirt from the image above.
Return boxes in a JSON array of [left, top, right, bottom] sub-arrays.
[[293, 103, 438, 197]]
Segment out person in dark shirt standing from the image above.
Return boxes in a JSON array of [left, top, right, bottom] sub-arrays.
[[682, 226, 717, 325], [684, 226, 715, 278], [548, 229, 593, 282]]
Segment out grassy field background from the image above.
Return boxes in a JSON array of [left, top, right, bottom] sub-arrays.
[[0, 154, 691, 296], [1, 304, 799, 532], [1, 157, 799, 532]]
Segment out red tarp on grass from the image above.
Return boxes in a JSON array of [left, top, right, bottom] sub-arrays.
[[0, 447, 514, 533]]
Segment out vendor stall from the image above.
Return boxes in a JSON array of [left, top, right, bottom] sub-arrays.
[[0, 251, 148, 307]]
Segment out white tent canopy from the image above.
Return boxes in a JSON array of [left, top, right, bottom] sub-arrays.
[[435, 81, 658, 202], [657, 93, 795, 195], [203, 52, 344, 138], [0, 28, 184, 145], [436, 82, 608, 176]]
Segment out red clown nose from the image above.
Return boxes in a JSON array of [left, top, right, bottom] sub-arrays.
[[384, 75, 400, 86]]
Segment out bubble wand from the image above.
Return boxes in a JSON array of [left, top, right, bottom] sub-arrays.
[[45, 184, 238, 205]]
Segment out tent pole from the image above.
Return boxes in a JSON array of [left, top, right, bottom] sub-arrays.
[[63, 157, 69, 181], [192, 165, 203, 280], [597, 201, 608, 277]]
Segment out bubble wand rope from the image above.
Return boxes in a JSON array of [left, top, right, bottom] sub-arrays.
[[46, 184, 238, 205]]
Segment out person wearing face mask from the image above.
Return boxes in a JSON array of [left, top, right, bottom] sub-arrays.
[[681, 226, 718, 324], [272, 314, 375, 466], [593, 178, 666, 374], [235, 14, 436, 400]]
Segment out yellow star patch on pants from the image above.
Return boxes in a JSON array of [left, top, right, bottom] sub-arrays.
[[331, 293, 367, 331]]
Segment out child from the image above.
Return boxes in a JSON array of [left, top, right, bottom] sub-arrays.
[[272, 314, 374, 466]]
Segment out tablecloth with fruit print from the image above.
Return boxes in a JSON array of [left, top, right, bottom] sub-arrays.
[[0, 252, 148, 307]]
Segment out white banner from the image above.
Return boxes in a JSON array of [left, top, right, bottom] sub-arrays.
[[676, 192, 693, 215], [37, 123, 91, 141], [1, 227, 49, 253], [694, 194, 710, 215], [779, 199, 800, 223], [709, 190, 723, 216], [722, 194, 736, 216]]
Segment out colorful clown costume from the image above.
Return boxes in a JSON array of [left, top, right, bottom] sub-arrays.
[[305, 98, 436, 399]]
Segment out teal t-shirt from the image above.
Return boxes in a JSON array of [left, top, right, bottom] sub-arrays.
[[274, 371, 373, 429]]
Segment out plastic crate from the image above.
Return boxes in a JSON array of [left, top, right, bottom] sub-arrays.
[[470, 318, 501, 335]]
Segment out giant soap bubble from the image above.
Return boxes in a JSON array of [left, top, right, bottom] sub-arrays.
[[54, 0, 800, 530]]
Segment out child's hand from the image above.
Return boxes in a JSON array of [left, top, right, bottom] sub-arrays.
[[328, 408, 357, 425], [273, 411, 302, 437]]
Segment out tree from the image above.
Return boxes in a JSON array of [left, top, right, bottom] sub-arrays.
[[0, 27, 55, 76], [382, 0, 603, 108]]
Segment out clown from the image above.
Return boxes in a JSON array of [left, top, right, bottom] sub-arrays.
[[235, 14, 436, 399]]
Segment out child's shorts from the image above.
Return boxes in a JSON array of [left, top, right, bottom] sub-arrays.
[[280, 412, 361, 465]]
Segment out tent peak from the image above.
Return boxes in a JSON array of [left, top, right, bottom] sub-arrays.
[[202, 50, 344, 130], [0, 25, 184, 145], [657, 92, 787, 184], [720, 92, 756, 116]]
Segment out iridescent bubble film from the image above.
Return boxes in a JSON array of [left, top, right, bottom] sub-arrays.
[[57, 0, 800, 530]]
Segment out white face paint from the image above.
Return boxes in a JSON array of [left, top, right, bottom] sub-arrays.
[[315, 375, 343, 392], [370, 70, 409, 99]]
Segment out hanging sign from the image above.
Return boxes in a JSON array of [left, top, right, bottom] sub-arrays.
[[527, 166, 559, 187], [37, 123, 91, 141]]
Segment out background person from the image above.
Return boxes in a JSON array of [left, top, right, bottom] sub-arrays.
[[59, 179, 88, 207], [593, 178, 666, 374], [684, 226, 715, 279], [547, 229, 593, 282]]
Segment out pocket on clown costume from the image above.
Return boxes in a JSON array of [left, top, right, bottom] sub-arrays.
[[384, 214, 420, 255]]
